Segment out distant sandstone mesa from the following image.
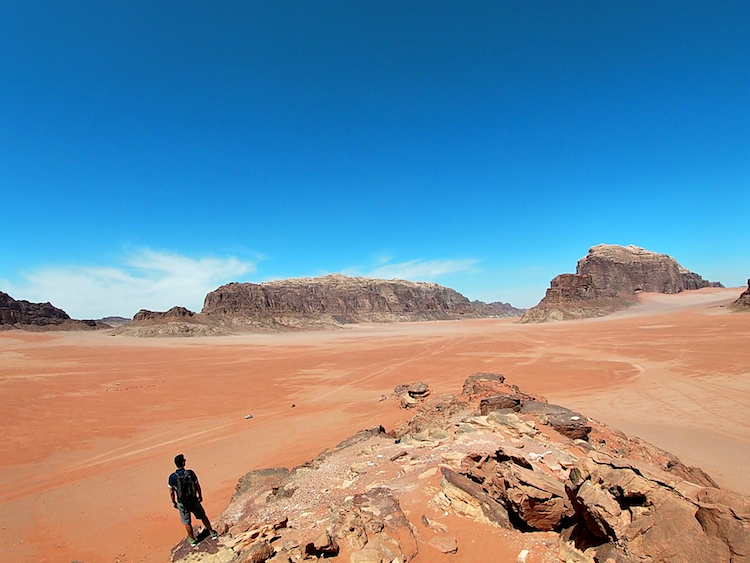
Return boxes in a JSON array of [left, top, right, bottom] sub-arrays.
[[201, 274, 522, 326], [730, 279, 750, 311], [0, 291, 100, 330], [118, 274, 524, 336], [521, 244, 722, 323], [170, 373, 749, 563]]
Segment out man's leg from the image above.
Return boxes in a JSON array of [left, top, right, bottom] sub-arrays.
[[178, 503, 196, 542], [200, 514, 215, 534]]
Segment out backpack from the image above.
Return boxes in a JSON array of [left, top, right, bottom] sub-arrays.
[[174, 469, 197, 506]]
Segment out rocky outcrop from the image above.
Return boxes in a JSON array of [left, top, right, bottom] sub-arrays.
[[469, 300, 526, 317], [95, 316, 131, 328], [522, 245, 722, 323], [578, 244, 721, 295], [0, 291, 71, 326], [0, 291, 97, 330], [731, 280, 750, 311], [132, 306, 196, 321], [171, 372, 748, 563], [201, 274, 520, 329]]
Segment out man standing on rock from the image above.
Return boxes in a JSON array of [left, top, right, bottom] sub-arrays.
[[168, 454, 218, 546]]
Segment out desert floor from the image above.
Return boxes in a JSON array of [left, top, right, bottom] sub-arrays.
[[1, 287, 748, 563]]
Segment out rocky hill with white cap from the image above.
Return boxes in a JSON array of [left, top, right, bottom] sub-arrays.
[[521, 245, 722, 323]]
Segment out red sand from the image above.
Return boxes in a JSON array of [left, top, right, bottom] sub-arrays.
[[1, 287, 748, 562]]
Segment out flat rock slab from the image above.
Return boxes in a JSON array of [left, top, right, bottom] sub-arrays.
[[518, 401, 591, 440], [428, 535, 458, 554]]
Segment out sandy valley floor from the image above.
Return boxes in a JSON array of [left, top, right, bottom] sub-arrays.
[[1, 287, 748, 562]]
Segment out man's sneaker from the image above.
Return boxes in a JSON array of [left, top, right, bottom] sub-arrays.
[[189, 538, 198, 547], [210, 531, 218, 540]]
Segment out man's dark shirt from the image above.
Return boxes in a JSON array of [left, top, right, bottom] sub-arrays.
[[168, 468, 199, 504]]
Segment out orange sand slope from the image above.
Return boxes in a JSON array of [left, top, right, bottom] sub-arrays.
[[0, 286, 747, 563]]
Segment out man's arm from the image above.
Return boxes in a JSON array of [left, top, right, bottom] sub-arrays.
[[195, 478, 203, 502], [170, 487, 177, 507]]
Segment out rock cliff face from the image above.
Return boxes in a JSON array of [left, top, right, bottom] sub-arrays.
[[201, 274, 521, 329], [469, 300, 526, 317], [522, 245, 722, 323], [0, 291, 96, 330], [132, 306, 196, 322], [171, 373, 749, 563], [578, 244, 721, 295], [731, 280, 750, 311]]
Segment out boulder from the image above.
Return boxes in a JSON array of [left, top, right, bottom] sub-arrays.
[[518, 401, 592, 440], [407, 381, 429, 397], [491, 460, 575, 531], [242, 541, 275, 563], [565, 453, 748, 563], [428, 535, 458, 554], [304, 531, 339, 558], [461, 372, 506, 396], [440, 467, 512, 528], [480, 394, 524, 414]]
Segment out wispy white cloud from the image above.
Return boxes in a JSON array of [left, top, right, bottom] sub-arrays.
[[5, 249, 255, 319], [342, 257, 479, 281]]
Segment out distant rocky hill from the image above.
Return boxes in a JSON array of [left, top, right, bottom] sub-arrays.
[[730, 280, 750, 311], [521, 245, 722, 323], [202, 275, 481, 325], [133, 306, 195, 322], [470, 300, 526, 317], [171, 373, 748, 563], [0, 291, 98, 330], [95, 316, 131, 328], [118, 275, 523, 336]]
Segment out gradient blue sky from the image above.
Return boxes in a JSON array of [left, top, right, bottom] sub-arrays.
[[1, 1, 748, 318]]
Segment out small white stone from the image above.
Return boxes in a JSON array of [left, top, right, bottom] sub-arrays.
[[517, 549, 530, 563]]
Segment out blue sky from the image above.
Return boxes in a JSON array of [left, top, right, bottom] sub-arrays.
[[1, 1, 748, 318]]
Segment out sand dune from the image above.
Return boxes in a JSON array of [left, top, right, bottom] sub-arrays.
[[0, 287, 747, 562]]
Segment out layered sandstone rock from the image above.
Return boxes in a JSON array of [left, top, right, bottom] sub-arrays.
[[0, 291, 71, 326], [731, 280, 750, 311], [171, 373, 749, 563], [132, 306, 196, 322], [0, 291, 97, 330], [202, 274, 520, 329], [522, 245, 722, 323], [578, 244, 721, 295]]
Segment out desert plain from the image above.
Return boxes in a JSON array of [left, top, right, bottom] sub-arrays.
[[1, 287, 748, 563]]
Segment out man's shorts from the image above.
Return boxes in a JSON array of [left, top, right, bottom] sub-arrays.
[[177, 501, 206, 525]]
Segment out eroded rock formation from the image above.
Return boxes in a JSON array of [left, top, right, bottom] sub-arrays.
[[731, 280, 750, 311], [0, 291, 97, 330], [133, 306, 196, 322], [119, 275, 523, 336], [171, 373, 748, 563], [202, 274, 487, 326], [522, 245, 722, 323]]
